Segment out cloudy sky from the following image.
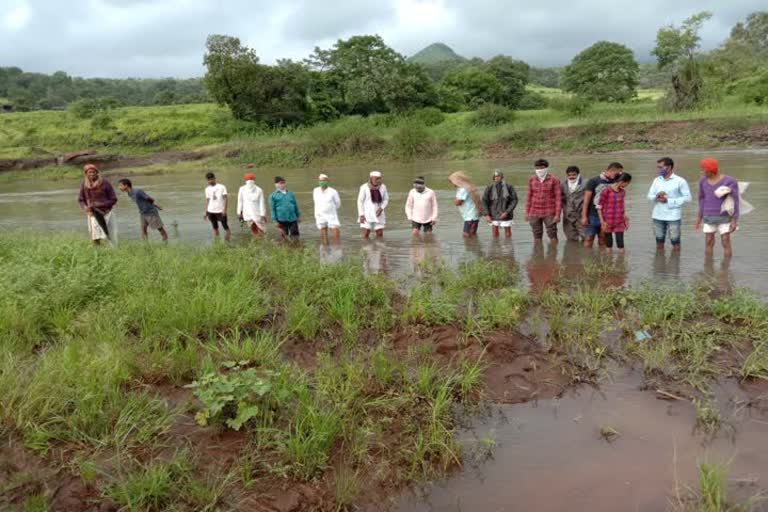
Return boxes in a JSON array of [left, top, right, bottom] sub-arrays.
[[1, 0, 764, 78]]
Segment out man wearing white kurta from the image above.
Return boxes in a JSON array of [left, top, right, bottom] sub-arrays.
[[313, 173, 341, 244], [357, 171, 389, 239], [236, 172, 266, 237]]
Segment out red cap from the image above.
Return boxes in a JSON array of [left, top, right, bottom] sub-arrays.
[[700, 158, 719, 173], [83, 163, 98, 172], [244, 172, 256, 180]]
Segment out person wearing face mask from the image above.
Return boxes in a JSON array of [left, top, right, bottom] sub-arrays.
[[560, 166, 585, 242], [525, 158, 561, 243], [482, 169, 518, 238], [269, 176, 300, 240], [358, 171, 389, 239], [313, 173, 341, 244], [237, 172, 266, 237], [646, 157, 691, 252], [405, 176, 439, 236]]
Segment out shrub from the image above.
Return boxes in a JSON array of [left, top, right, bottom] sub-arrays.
[[550, 96, 592, 117], [468, 103, 515, 126], [90, 112, 116, 131], [391, 121, 433, 159], [517, 91, 548, 110], [409, 106, 445, 126]]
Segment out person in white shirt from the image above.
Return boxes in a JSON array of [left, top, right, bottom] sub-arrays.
[[204, 172, 231, 241], [313, 173, 341, 244], [647, 157, 692, 251], [405, 176, 438, 236], [357, 171, 389, 239], [237, 172, 266, 237]]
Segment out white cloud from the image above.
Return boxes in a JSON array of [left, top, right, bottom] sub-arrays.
[[3, 1, 31, 31]]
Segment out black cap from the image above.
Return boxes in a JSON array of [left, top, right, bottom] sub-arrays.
[[274, 176, 285, 183], [205, 172, 215, 179], [413, 177, 425, 185]]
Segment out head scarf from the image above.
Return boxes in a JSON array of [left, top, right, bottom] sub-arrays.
[[700, 158, 719, 174], [244, 172, 256, 181], [449, 171, 483, 211], [83, 164, 102, 190]]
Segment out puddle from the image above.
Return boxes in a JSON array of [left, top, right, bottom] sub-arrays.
[[395, 367, 768, 512]]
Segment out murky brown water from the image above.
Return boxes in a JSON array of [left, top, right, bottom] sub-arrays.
[[1, 150, 766, 292], [396, 367, 768, 512]]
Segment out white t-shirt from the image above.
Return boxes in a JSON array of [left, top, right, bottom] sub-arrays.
[[205, 183, 227, 214]]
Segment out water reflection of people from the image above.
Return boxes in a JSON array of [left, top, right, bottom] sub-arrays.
[[561, 240, 586, 280], [409, 235, 441, 274], [702, 254, 734, 294], [485, 237, 515, 262], [318, 243, 343, 265], [361, 239, 388, 274], [652, 249, 681, 280], [525, 242, 559, 293]]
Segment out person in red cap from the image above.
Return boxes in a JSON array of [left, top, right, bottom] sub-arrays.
[[695, 158, 739, 258], [78, 163, 118, 246], [237, 172, 266, 237]]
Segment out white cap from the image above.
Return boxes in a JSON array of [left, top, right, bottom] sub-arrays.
[[318, 173, 329, 180], [369, 171, 382, 178]]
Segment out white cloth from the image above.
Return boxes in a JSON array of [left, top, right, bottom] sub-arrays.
[[646, 173, 691, 221], [205, 184, 228, 214], [491, 220, 513, 228], [87, 210, 117, 244], [535, 168, 549, 182], [237, 182, 265, 227], [357, 183, 388, 227], [567, 178, 579, 193], [716, 182, 754, 216]]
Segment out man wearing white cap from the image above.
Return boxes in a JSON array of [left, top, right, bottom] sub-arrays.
[[357, 171, 389, 239], [313, 173, 341, 244]]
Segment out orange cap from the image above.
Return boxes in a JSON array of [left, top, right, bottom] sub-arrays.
[[700, 158, 719, 173], [244, 172, 256, 180]]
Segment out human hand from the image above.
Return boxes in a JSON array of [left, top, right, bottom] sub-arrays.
[[484, 215, 492, 224], [695, 220, 701, 231], [375, 208, 383, 217], [554, 215, 560, 223], [500, 212, 509, 220], [581, 215, 588, 226], [359, 215, 366, 224], [729, 219, 738, 233]]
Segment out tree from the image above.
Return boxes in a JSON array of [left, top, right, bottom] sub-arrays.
[[483, 55, 529, 108], [562, 41, 639, 102], [439, 66, 502, 109], [652, 11, 712, 110], [307, 35, 436, 115]]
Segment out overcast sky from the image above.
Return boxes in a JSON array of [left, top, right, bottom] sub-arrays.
[[1, 0, 765, 78]]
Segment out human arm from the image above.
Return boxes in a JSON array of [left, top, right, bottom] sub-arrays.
[[379, 185, 389, 216], [481, 186, 493, 222], [222, 188, 228, 217], [524, 179, 533, 220], [647, 180, 659, 202], [78, 182, 89, 212], [503, 185, 518, 218], [333, 189, 341, 212], [269, 193, 277, 222], [581, 188, 593, 225], [405, 190, 414, 221], [292, 192, 300, 221], [236, 188, 244, 218], [258, 189, 266, 221], [729, 177, 740, 232], [357, 186, 366, 223], [103, 180, 118, 210], [204, 190, 209, 220], [553, 178, 562, 220], [667, 179, 692, 208], [431, 190, 438, 223], [695, 180, 704, 230]]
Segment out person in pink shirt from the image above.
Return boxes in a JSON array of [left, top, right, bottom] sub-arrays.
[[405, 176, 438, 236]]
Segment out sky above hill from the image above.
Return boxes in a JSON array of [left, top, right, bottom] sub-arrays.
[[2, 0, 765, 78]]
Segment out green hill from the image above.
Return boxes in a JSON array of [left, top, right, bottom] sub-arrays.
[[407, 43, 465, 65]]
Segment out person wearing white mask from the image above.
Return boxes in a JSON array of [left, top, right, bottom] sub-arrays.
[[313, 173, 341, 244], [525, 158, 561, 243], [237, 172, 266, 237], [560, 166, 586, 242], [357, 171, 389, 239]]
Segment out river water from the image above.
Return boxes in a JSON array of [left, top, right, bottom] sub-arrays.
[[1, 149, 766, 292]]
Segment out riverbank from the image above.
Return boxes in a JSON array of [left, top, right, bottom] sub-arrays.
[[2, 98, 768, 180], [1, 234, 767, 510]]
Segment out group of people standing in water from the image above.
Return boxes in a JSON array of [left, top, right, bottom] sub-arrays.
[[77, 155, 745, 257]]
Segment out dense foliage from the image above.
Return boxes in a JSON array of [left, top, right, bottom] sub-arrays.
[[562, 41, 639, 102], [0, 67, 208, 111]]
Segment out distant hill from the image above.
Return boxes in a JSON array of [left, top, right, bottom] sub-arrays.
[[408, 43, 466, 65]]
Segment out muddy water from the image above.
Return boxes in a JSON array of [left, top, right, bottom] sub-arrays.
[[1, 150, 767, 291], [396, 368, 768, 512]]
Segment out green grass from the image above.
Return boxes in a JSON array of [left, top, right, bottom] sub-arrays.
[[2, 91, 768, 170], [2, 232, 768, 510]]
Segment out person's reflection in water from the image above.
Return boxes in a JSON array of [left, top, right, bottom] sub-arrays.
[[361, 239, 389, 275], [526, 242, 560, 293], [702, 254, 734, 294], [485, 237, 515, 261], [652, 248, 681, 280], [561, 240, 586, 281], [318, 242, 343, 266], [462, 236, 484, 262], [409, 233, 441, 275]]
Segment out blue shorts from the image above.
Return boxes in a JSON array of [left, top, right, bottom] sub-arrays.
[[585, 212, 601, 236]]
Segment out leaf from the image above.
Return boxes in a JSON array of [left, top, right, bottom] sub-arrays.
[[227, 403, 260, 431]]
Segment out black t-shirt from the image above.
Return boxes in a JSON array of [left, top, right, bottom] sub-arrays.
[[585, 174, 617, 216]]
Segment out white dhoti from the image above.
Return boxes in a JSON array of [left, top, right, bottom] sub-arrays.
[[87, 210, 117, 245]]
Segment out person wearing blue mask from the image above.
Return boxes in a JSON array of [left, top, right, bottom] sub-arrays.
[[646, 157, 692, 251]]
